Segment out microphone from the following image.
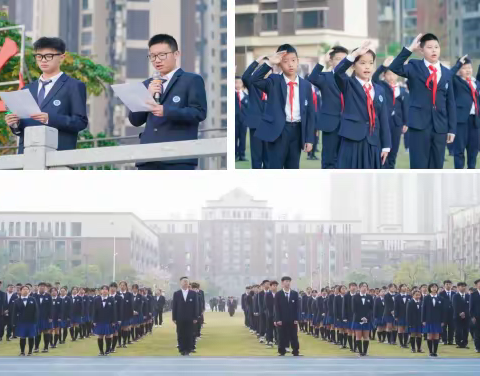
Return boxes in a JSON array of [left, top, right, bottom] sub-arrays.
[[152, 71, 162, 104]]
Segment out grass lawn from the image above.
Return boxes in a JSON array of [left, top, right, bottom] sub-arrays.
[[1, 311, 478, 357], [235, 130, 479, 169]]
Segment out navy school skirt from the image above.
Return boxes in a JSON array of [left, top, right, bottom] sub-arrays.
[[16, 323, 37, 338], [338, 137, 382, 169], [93, 323, 114, 336], [351, 322, 373, 331]]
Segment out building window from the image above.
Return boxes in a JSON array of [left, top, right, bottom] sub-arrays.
[[25, 222, 30, 237], [261, 13, 278, 31], [82, 0, 89, 10], [221, 67, 227, 80], [71, 222, 82, 237], [221, 101, 227, 114], [81, 31, 92, 45], [72, 241, 82, 255], [61, 222, 66, 237], [126, 10, 150, 40], [55, 222, 59, 236], [296, 10, 325, 29], [221, 84, 227, 97], [82, 14, 92, 28], [126, 48, 149, 79], [220, 15, 227, 28], [220, 32, 227, 46], [221, 49, 227, 63], [32, 222, 37, 237], [221, 0, 227, 11], [15, 222, 20, 236], [72, 260, 81, 268]]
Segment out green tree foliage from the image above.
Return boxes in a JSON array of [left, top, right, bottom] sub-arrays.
[[393, 260, 430, 286]]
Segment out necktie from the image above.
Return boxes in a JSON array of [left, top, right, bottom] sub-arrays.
[[287, 81, 297, 122], [37, 79, 52, 106], [425, 65, 438, 108], [390, 85, 396, 106], [286, 293, 289, 301], [340, 93, 345, 112], [312, 87, 318, 112], [467, 78, 478, 115], [22, 298, 27, 302], [237, 91, 242, 109], [363, 84, 376, 134], [159, 78, 167, 96]]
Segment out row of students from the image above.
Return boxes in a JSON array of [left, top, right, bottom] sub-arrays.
[[2, 281, 167, 356], [238, 32, 480, 169]]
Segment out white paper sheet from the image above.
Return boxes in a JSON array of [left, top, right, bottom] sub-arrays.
[[0, 90, 41, 119], [111, 82, 155, 112]]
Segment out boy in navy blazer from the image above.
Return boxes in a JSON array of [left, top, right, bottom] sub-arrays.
[[372, 56, 409, 169], [5, 37, 88, 154], [235, 76, 249, 162], [469, 279, 480, 352], [129, 34, 207, 170], [307, 46, 349, 168], [274, 276, 301, 356], [452, 282, 470, 349], [172, 277, 198, 356], [389, 33, 456, 169], [242, 56, 270, 168], [251, 44, 315, 169], [450, 55, 480, 169]]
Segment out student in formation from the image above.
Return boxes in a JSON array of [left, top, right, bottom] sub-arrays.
[[450, 55, 480, 169], [307, 87, 321, 161], [242, 56, 270, 168], [394, 283, 411, 348], [235, 76, 249, 162], [372, 56, 409, 169], [57, 286, 72, 344], [342, 282, 357, 351], [421, 283, 445, 357], [153, 288, 166, 328], [251, 44, 315, 169], [334, 285, 347, 348], [406, 289, 424, 353], [307, 46, 349, 168], [351, 282, 374, 356], [33, 282, 53, 353], [70, 286, 83, 341], [4, 37, 88, 153], [334, 41, 391, 169], [383, 283, 398, 345], [452, 282, 470, 349], [469, 279, 480, 353], [439, 279, 455, 345], [274, 276, 301, 356], [373, 288, 386, 343], [317, 288, 326, 340], [326, 287, 336, 343], [12, 285, 38, 356], [388, 33, 456, 169], [109, 283, 123, 353], [118, 281, 134, 347], [92, 285, 116, 356], [265, 281, 277, 347]]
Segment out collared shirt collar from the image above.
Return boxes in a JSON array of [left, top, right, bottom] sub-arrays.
[[283, 74, 299, 86], [355, 76, 373, 88], [424, 59, 441, 72], [39, 71, 63, 85], [160, 67, 179, 81]]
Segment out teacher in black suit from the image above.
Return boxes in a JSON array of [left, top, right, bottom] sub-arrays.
[[274, 276, 301, 356], [172, 277, 198, 356]]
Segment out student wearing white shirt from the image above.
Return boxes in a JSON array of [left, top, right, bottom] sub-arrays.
[[453, 282, 470, 349], [172, 277, 198, 356], [92, 285, 116, 356], [421, 283, 445, 357], [406, 290, 424, 353], [334, 41, 392, 169], [12, 285, 38, 356]]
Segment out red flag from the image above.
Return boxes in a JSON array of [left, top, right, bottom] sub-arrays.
[[0, 38, 19, 72]]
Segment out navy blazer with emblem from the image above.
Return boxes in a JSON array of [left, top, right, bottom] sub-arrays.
[[12, 73, 88, 154], [92, 296, 116, 324], [12, 296, 39, 325], [274, 289, 300, 323], [406, 298, 422, 327], [128, 68, 207, 166], [450, 61, 480, 127], [334, 57, 391, 149], [388, 47, 456, 134], [251, 63, 315, 145], [242, 61, 267, 129], [352, 294, 374, 324], [172, 289, 198, 322]]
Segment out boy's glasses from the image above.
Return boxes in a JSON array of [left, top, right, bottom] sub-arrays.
[[147, 52, 175, 62], [34, 53, 63, 62]]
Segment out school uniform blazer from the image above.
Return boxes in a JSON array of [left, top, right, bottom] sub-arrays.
[[307, 63, 343, 132], [34, 293, 53, 321], [323, 295, 329, 317], [251, 63, 315, 145], [5, 292, 18, 316], [246, 292, 254, 313], [128, 69, 207, 166], [333, 295, 343, 321], [450, 61, 480, 127], [301, 294, 309, 315], [327, 294, 335, 317], [154, 295, 166, 313], [0, 290, 5, 316], [132, 294, 143, 316], [372, 65, 409, 127], [373, 297, 385, 320], [89, 295, 95, 318], [12, 74, 88, 154], [352, 294, 374, 323], [112, 294, 123, 322], [58, 296, 72, 321], [406, 299, 422, 327], [198, 290, 206, 313], [334, 58, 391, 148], [316, 296, 325, 321], [469, 290, 480, 320], [141, 295, 148, 316], [421, 295, 446, 324], [52, 297, 62, 322], [12, 297, 39, 325], [439, 290, 455, 319], [71, 295, 84, 318], [172, 290, 198, 322], [394, 294, 411, 321], [452, 293, 470, 320], [307, 296, 314, 318], [388, 47, 456, 134], [383, 292, 395, 319], [241, 293, 247, 311], [253, 293, 259, 315], [242, 61, 267, 129], [258, 290, 266, 315], [273, 290, 300, 324], [119, 291, 134, 320], [342, 292, 355, 322], [92, 296, 116, 324], [265, 291, 275, 319], [80, 295, 90, 319], [235, 91, 249, 127]]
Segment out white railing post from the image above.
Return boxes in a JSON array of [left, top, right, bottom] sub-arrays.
[[23, 126, 58, 170]]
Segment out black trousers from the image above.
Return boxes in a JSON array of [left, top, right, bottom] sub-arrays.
[[266, 316, 274, 343], [154, 310, 163, 326], [259, 313, 266, 337], [474, 318, 480, 350], [442, 314, 455, 343], [455, 318, 469, 347], [176, 320, 194, 353], [267, 123, 302, 169], [244, 310, 248, 326], [0, 316, 4, 339], [228, 309, 235, 317], [278, 322, 299, 355]]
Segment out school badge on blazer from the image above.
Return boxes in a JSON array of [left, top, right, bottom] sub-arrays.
[[173, 96, 181, 103], [53, 100, 61, 106], [379, 95, 383, 103]]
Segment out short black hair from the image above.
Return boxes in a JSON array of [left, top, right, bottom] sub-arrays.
[[277, 44, 297, 57], [109, 282, 118, 288], [443, 280, 452, 285], [33, 37, 66, 54], [457, 282, 466, 287], [458, 57, 472, 65], [428, 283, 438, 293], [270, 281, 278, 286], [474, 279, 480, 285], [330, 46, 349, 59], [281, 276, 292, 282], [148, 34, 178, 52], [352, 48, 376, 63], [180, 276, 188, 281], [420, 33, 439, 48], [38, 282, 46, 287], [235, 76, 242, 80], [349, 282, 357, 287], [261, 280, 270, 285]]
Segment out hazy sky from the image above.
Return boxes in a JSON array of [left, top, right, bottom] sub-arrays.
[[0, 171, 331, 220]]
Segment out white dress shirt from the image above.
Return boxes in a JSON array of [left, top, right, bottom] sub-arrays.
[[7, 292, 13, 303], [236, 90, 245, 101], [284, 74, 301, 122], [159, 67, 180, 93], [463, 77, 477, 115], [423, 59, 442, 83], [37, 71, 64, 98], [182, 289, 189, 302]]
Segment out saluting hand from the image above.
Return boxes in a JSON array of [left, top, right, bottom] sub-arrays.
[[383, 56, 394, 67], [459, 54, 468, 64], [269, 51, 287, 65], [409, 34, 423, 53], [352, 41, 372, 59]]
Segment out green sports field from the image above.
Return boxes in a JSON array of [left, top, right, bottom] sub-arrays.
[[235, 130, 479, 169], [1, 311, 478, 357]]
